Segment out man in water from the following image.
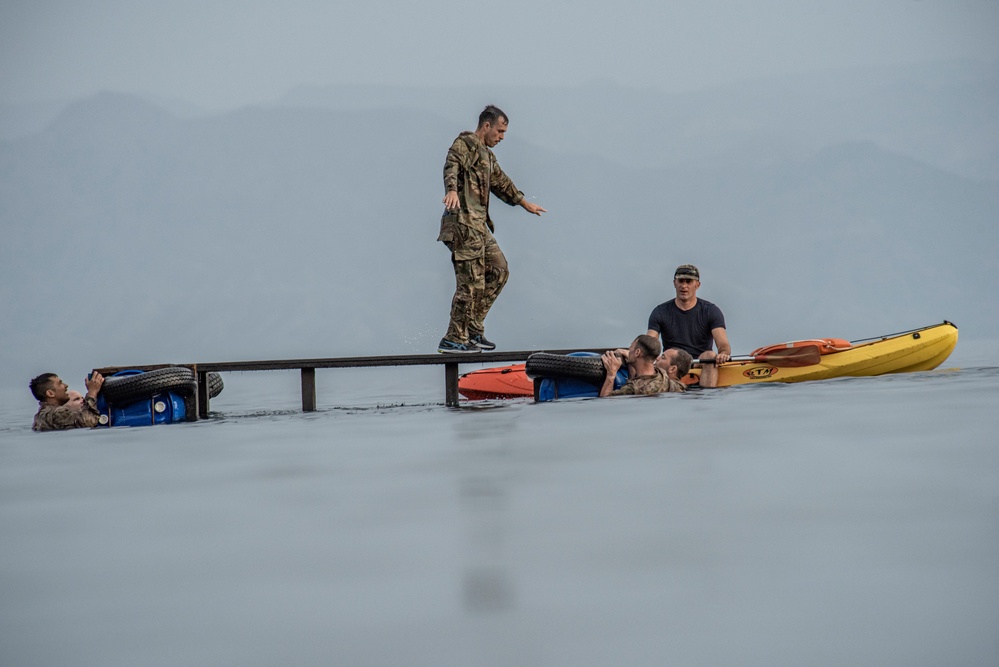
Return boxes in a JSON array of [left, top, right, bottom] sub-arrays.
[[647, 264, 731, 387], [655, 347, 694, 393], [30, 372, 104, 431], [437, 105, 547, 354], [599, 334, 672, 396]]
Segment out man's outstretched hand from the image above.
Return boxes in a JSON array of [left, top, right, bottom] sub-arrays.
[[521, 199, 547, 216]]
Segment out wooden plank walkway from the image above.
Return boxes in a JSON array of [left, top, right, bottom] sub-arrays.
[[94, 348, 608, 418]]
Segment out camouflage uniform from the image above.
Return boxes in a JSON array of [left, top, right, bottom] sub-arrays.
[[610, 370, 686, 396], [32, 396, 102, 432], [663, 375, 687, 394], [438, 131, 525, 343]]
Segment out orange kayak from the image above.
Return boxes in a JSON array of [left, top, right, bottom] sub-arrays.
[[457, 363, 536, 400]]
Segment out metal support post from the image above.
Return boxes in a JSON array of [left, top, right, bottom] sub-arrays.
[[444, 363, 460, 407], [197, 369, 209, 419], [301, 367, 317, 412]]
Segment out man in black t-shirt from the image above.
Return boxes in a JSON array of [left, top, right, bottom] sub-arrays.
[[646, 264, 731, 387]]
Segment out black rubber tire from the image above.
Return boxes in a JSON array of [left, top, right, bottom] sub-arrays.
[[525, 353, 606, 382], [101, 367, 197, 404], [207, 372, 224, 398]]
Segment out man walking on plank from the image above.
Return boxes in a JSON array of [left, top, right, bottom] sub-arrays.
[[436, 105, 547, 354]]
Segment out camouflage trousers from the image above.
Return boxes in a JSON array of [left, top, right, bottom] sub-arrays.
[[444, 226, 509, 343]]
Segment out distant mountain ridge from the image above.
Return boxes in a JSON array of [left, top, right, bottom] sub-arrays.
[[276, 59, 999, 181]]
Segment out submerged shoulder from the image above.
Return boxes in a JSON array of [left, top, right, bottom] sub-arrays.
[[32, 404, 59, 431], [31, 403, 95, 431]]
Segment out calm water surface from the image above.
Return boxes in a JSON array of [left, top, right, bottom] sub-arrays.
[[2, 356, 997, 666]]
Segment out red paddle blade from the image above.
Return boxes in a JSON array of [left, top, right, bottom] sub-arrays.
[[754, 345, 822, 367]]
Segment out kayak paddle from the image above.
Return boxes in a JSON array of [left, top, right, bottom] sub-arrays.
[[698, 345, 822, 368]]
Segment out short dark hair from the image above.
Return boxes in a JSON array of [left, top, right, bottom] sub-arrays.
[[670, 349, 694, 378], [633, 335, 662, 361], [30, 373, 57, 401], [477, 105, 508, 128]]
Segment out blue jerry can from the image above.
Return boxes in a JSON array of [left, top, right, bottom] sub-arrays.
[[95, 370, 188, 427]]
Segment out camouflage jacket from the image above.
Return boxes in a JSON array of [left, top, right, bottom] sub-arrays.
[[32, 397, 102, 432], [441, 131, 524, 234], [610, 370, 686, 396], [663, 375, 687, 393]]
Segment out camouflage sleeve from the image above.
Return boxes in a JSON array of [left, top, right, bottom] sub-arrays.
[[79, 396, 102, 427], [489, 159, 525, 206], [609, 382, 636, 396], [33, 398, 102, 431], [443, 138, 467, 193]]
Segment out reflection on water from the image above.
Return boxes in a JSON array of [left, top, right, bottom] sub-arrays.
[[462, 567, 514, 614], [455, 411, 519, 616], [1, 366, 997, 666]]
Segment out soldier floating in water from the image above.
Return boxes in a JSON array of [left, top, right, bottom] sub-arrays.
[[30, 372, 104, 432]]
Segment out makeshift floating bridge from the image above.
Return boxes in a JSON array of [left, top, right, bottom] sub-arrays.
[[93, 348, 607, 418]]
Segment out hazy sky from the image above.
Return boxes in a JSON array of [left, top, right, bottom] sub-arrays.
[[2, 0, 997, 109]]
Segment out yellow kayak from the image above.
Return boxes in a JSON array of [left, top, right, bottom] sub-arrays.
[[689, 321, 958, 387]]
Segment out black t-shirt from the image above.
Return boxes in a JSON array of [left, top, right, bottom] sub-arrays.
[[647, 299, 726, 357]]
